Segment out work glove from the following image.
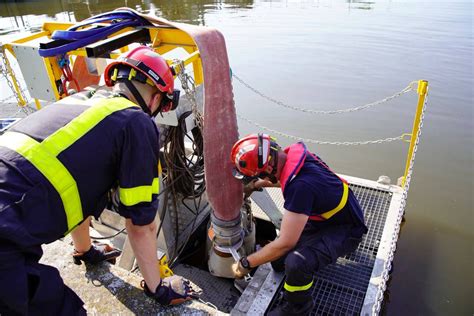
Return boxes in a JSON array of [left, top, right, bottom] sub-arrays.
[[141, 276, 200, 306], [73, 241, 122, 265], [232, 257, 252, 279]]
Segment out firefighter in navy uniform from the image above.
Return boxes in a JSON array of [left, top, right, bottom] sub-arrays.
[[0, 46, 197, 316], [231, 134, 368, 316]]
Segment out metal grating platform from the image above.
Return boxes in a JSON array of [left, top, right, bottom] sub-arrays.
[[307, 184, 392, 315], [174, 264, 240, 313], [234, 175, 405, 316]]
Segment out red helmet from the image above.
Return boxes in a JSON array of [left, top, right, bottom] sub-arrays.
[[104, 46, 178, 112], [230, 133, 278, 177]]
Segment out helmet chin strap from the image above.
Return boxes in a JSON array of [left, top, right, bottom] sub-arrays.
[[257, 146, 279, 184], [149, 92, 164, 117], [120, 79, 152, 116], [271, 148, 279, 175], [268, 160, 279, 183]]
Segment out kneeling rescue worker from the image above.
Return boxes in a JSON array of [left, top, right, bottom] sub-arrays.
[[0, 45, 198, 315], [231, 134, 368, 315]]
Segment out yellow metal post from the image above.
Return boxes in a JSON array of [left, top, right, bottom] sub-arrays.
[[401, 80, 429, 188], [42, 57, 61, 100], [192, 48, 204, 85], [34, 98, 42, 110]]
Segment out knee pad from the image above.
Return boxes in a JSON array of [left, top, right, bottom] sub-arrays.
[[270, 257, 285, 272], [284, 250, 314, 276]]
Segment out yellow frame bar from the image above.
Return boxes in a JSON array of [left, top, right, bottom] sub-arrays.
[[401, 80, 429, 188], [9, 31, 49, 44], [149, 28, 203, 85], [1, 23, 204, 103], [43, 56, 62, 100]]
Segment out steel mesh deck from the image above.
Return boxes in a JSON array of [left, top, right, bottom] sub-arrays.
[[266, 181, 396, 315]]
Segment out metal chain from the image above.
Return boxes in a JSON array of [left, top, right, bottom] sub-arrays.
[[0, 94, 15, 104], [0, 45, 33, 115], [173, 59, 204, 130], [371, 93, 429, 315], [238, 114, 404, 145], [233, 73, 416, 115], [0, 87, 29, 103]]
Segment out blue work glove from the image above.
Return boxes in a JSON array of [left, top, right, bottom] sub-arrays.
[[141, 276, 200, 306], [73, 241, 122, 265]]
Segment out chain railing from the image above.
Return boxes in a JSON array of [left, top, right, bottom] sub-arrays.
[[0, 94, 16, 104], [238, 114, 409, 145], [0, 86, 29, 104], [173, 59, 204, 130], [0, 45, 34, 115], [235, 76, 424, 146], [233, 73, 416, 115], [371, 90, 428, 315]]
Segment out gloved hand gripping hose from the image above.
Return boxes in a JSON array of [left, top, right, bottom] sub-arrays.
[[141, 276, 200, 306], [73, 240, 122, 265]]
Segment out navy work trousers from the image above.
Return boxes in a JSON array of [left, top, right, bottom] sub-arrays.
[[0, 242, 86, 316], [272, 224, 364, 303]]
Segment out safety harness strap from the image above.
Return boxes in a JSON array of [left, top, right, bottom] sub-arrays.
[[284, 280, 314, 292], [309, 182, 349, 221], [0, 97, 137, 233]]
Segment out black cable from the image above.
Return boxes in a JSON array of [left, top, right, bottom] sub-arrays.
[[93, 110, 205, 262], [163, 111, 205, 199], [161, 111, 207, 263]]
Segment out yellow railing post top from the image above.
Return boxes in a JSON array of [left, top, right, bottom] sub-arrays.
[[417, 80, 428, 96]]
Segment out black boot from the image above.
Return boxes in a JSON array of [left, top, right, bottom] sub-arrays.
[[267, 290, 314, 316]]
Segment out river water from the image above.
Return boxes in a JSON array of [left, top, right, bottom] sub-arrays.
[[0, 0, 472, 314]]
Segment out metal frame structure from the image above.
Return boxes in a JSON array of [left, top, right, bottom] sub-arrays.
[[1, 21, 204, 107]]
